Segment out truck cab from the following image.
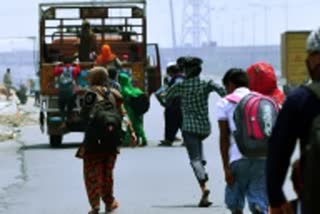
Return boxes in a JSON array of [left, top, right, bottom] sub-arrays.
[[38, 1, 161, 147]]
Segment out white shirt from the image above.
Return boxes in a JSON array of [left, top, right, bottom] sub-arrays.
[[216, 87, 251, 164]]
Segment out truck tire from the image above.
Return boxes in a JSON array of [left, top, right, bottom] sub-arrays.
[[49, 135, 63, 147]]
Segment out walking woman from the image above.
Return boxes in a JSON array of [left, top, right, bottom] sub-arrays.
[[74, 66, 137, 214]]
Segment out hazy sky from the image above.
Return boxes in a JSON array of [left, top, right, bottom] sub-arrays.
[[0, 0, 319, 49]]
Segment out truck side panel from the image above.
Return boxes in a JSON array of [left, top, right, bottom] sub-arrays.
[[281, 31, 310, 86]]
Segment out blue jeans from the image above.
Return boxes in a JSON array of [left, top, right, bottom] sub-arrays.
[[225, 159, 268, 214], [182, 131, 208, 186]]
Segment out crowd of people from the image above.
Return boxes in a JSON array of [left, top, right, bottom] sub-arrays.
[[10, 22, 320, 213], [152, 29, 320, 213]]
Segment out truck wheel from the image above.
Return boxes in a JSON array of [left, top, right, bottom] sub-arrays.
[[49, 135, 63, 147]]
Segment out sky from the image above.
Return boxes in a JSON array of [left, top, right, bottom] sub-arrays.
[[0, 0, 320, 49]]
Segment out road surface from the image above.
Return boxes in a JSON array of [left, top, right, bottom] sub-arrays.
[[0, 94, 297, 214]]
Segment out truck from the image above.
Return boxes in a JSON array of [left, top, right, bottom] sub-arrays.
[[38, 0, 161, 147], [281, 31, 310, 93]]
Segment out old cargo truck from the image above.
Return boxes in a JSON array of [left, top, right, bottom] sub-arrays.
[[38, 1, 161, 147], [281, 31, 310, 93]]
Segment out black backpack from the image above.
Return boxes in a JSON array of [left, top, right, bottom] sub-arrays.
[[83, 89, 122, 153], [304, 83, 320, 213], [129, 93, 150, 115]]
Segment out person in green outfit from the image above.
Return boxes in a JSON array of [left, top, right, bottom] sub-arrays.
[[118, 72, 148, 147]]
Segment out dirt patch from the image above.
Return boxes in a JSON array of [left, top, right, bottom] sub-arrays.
[[0, 112, 38, 142], [0, 112, 38, 127]]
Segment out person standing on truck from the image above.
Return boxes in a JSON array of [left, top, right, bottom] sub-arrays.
[[79, 20, 97, 62], [54, 58, 80, 120], [164, 56, 226, 207], [3, 68, 12, 101]]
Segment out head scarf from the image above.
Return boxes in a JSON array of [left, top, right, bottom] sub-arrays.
[[118, 72, 143, 98], [95, 44, 116, 65], [246, 62, 285, 105]]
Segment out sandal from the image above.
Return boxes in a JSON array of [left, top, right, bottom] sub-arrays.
[[106, 200, 119, 212], [88, 208, 99, 214], [158, 140, 173, 147], [198, 189, 212, 207]]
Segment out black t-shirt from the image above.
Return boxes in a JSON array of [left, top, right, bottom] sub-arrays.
[[267, 86, 320, 207]]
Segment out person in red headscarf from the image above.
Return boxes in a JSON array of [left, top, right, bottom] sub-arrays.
[[246, 62, 285, 106]]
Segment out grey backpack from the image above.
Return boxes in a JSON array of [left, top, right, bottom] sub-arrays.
[[226, 92, 279, 158]]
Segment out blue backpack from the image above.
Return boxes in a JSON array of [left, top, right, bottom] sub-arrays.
[[58, 66, 73, 90]]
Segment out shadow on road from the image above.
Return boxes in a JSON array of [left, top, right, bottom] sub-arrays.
[[152, 204, 223, 209], [21, 143, 81, 150]]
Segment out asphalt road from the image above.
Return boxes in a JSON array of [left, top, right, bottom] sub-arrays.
[[0, 95, 297, 214]]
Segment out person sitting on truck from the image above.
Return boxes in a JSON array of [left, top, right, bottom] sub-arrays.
[[79, 20, 97, 62], [53, 57, 80, 120]]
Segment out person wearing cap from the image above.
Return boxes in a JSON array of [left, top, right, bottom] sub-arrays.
[[164, 56, 226, 207], [267, 28, 320, 213]]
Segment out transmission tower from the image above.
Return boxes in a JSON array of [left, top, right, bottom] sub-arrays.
[[180, 0, 212, 47]]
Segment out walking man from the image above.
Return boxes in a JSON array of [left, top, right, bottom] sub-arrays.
[[217, 69, 268, 214], [267, 27, 320, 214], [164, 56, 226, 207]]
